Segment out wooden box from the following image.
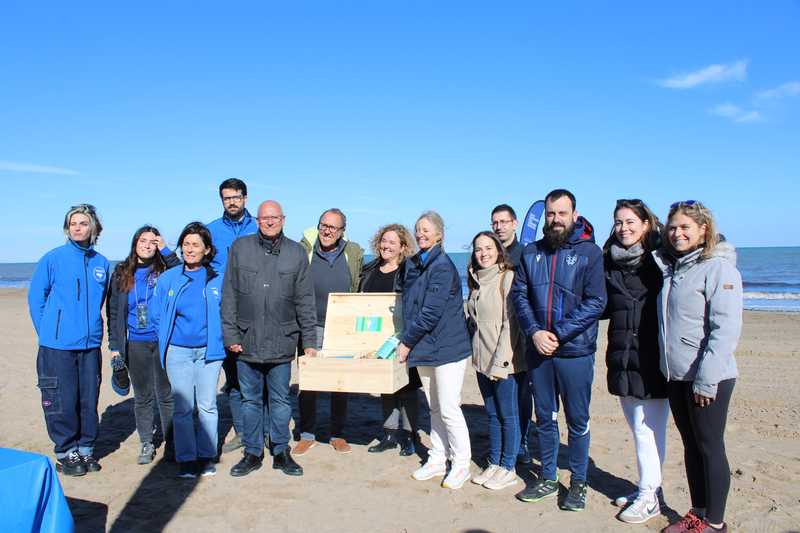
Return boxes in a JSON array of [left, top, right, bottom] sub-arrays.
[[298, 292, 409, 394]]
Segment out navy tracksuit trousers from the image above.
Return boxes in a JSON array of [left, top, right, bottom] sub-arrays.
[[530, 352, 594, 482], [36, 346, 101, 458]]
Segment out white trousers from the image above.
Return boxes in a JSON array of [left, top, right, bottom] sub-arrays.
[[620, 396, 669, 498], [418, 358, 471, 469]]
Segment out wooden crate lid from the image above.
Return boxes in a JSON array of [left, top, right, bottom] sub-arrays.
[[321, 292, 403, 354]]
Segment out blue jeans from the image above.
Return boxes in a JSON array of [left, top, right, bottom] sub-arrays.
[[165, 345, 223, 463], [237, 359, 292, 457], [223, 351, 269, 438], [530, 353, 594, 482], [36, 346, 101, 458], [477, 371, 525, 470]]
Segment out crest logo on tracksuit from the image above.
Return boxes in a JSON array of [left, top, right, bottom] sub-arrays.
[[566, 254, 577, 266], [93, 267, 106, 282]]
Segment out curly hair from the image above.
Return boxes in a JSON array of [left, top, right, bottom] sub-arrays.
[[369, 223, 416, 261]]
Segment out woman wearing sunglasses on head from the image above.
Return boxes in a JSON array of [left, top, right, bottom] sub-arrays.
[[107, 225, 180, 464], [654, 201, 742, 533], [28, 204, 109, 476], [602, 199, 668, 524]]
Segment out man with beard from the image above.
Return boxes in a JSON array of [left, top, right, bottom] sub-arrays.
[[511, 189, 606, 512], [207, 178, 263, 455]]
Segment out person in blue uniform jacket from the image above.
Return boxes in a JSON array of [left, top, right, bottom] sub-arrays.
[[28, 204, 110, 477], [152, 222, 226, 479]]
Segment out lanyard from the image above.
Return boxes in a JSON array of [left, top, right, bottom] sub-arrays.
[[133, 269, 153, 305]]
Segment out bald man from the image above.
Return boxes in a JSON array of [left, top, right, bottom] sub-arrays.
[[221, 200, 318, 477]]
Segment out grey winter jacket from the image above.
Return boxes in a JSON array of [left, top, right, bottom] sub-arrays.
[[652, 241, 742, 398], [221, 232, 317, 364]]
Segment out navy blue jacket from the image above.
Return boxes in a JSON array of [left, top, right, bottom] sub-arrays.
[[207, 209, 257, 274], [511, 217, 606, 357], [28, 240, 110, 350], [397, 245, 471, 367], [152, 265, 225, 367]]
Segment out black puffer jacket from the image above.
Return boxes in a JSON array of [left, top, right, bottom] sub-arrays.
[[603, 252, 667, 399]]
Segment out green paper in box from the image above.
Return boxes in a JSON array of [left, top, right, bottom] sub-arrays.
[[355, 316, 383, 332]]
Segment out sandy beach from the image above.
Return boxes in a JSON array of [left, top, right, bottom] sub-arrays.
[[0, 287, 797, 533]]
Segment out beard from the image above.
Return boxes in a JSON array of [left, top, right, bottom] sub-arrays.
[[543, 220, 573, 250], [225, 205, 244, 219]]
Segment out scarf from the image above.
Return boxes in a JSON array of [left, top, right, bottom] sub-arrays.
[[609, 241, 645, 270]]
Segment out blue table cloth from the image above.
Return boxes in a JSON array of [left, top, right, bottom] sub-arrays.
[[0, 448, 74, 533]]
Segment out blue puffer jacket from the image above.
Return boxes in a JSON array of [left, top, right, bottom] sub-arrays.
[[397, 244, 471, 367], [152, 264, 225, 367], [28, 240, 110, 350], [511, 217, 606, 357], [207, 209, 257, 274]]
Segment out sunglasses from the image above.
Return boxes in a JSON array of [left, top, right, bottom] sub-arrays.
[[616, 198, 643, 207], [670, 200, 697, 209]]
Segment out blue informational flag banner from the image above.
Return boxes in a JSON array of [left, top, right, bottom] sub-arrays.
[[520, 200, 545, 246], [0, 448, 75, 533]]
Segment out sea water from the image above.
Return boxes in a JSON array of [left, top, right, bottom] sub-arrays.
[[4, 247, 799, 312]]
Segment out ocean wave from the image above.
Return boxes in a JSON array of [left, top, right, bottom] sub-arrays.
[[743, 291, 800, 300]]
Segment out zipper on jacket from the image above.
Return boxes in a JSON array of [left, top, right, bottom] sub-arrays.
[[84, 255, 90, 348], [76, 278, 81, 301], [546, 253, 558, 330], [55, 309, 62, 339]]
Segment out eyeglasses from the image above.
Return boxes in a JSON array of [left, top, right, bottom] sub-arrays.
[[491, 219, 515, 227], [222, 194, 244, 203], [258, 215, 284, 223], [670, 200, 697, 209], [318, 223, 343, 233]]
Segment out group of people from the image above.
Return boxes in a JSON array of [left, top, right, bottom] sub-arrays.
[[28, 179, 742, 533]]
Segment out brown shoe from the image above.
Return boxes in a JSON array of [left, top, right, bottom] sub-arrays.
[[330, 438, 352, 454], [293, 439, 317, 456]]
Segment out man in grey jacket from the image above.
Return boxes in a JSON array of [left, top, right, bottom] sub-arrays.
[[221, 200, 318, 477]]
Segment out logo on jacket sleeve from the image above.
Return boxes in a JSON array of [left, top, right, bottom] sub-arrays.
[[93, 267, 106, 282]]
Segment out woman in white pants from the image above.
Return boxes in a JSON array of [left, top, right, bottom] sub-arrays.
[[602, 199, 669, 524], [396, 211, 473, 490]]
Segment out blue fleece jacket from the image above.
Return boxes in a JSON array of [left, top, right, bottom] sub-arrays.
[[511, 216, 607, 357], [207, 209, 257, 274], [28, 240, 110, 350], [151, 265, 225, 367]]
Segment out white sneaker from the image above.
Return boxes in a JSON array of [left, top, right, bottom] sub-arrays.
[[472, 464, 500, 485], [483, 467, 519, 491], [412, 461, 447, 481], [614, 490, 638, 507], [618, 495, 660, 524], [442, 467, 471, 490]]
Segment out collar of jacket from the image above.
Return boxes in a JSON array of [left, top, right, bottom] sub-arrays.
[[222, 208, 253, 227], [314, 235, 346, 261], [181, 265, 217, 282], [411, 243, 443, 271], [67, 239, 94, 256], [258, 231, 284, 255], [505, 236, 520, 253]]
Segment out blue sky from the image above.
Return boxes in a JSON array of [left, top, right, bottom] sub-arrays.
[[1, 1, 797, 262]]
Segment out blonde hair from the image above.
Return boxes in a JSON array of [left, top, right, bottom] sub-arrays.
[[416, 210, 445, 246], [369, 223, 416, 262], [63, 204, 103, 245], [665, 201, 718, 260]]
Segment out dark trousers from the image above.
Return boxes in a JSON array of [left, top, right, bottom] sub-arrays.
[[127, 341, 173, 446], [668, 379, 735, 524], [518, 354, 534, 454], [36, 346, 101, 458], [223, 351, 269, 438], [530, 353, 594, 482], [380, 389, 419, 433], [299, 391, 348, 440], [237, 359, 292, 457]]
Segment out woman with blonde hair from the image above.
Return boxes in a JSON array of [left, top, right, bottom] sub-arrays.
[[358, 224, 421, 456], [466, 231, 527, 491], [396, 211, 473, 489], [654, 201, 741, 533]]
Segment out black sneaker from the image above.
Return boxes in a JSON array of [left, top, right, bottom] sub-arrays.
[[368, 433, 397, 453], [110, 354, 130, 396], [81, 454, 102, 472], [56, 451, 87, 477], [516, 447, 533, 465], [176, 461, 197, 479], [561, 480, 588, 512], [398, 433, 416, 457], [516, 477, 559, 503], [230, 453, 263, 477], [198, 458, 216, 477]]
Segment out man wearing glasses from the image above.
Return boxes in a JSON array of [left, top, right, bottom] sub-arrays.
[[207, 178, 262, 455], [295, 208, 364, 456], [222, 200, 317, 477], [491, 204, 522, 267]]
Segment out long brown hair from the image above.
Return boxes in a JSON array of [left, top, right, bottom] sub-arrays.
[[602, 198, 662, 255], [467, 231, 513, 291], [113, 225, 170, 292]]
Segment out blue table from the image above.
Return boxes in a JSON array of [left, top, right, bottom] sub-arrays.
[[0, 448, 74, 533]]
